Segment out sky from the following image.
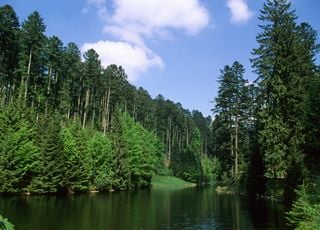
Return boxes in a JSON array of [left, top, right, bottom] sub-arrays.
[[3, 0, 320, 117]]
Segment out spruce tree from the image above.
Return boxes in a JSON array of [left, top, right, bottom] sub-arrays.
[[0, 103, 39, 192], [0, 5, 20, 104]]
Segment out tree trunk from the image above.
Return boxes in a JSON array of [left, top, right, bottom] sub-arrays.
[[105, 87, 111, 130], [231, 132, 234, 178], [45, 67, 52, 116], [235, 117, 239, 179], [82, 89, 90, 129], [24, 48, 33, 101]]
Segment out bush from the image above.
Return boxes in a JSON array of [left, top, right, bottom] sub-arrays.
[[0, 214, 14, 230]]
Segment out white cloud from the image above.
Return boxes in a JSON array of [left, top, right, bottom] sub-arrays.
[[81, 40, 164, 82], [109, 0, 209, 38], [83, 0, 210, 82], [227, 0, 253, 24]]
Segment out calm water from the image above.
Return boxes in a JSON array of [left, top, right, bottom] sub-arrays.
[[0, 187, 288, 230]]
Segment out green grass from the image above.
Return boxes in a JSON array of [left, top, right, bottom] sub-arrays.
[[151, 175, 196, 189]]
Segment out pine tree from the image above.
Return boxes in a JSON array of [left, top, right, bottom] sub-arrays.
[[61, 123, 90, 191], [18, 11, 46, 104], [86, 131, 116, 190], [0, 4, 20, 105], [31, 114, 67, 193], [0, 103, 39, 192], [212, 61, 249, 180]]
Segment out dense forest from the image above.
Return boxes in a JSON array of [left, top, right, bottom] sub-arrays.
[[0, 3, 216, 194], [1, 0, 320, 228]]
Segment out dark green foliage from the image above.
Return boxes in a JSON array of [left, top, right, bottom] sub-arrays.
[[171, 148, 201, 183], [171, 128, 203, 183], [212, 62, 250, 182], [0, 5, 20, 104], [250, 1, 320, 206]]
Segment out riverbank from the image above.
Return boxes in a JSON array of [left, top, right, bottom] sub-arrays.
[[151, 175, 196, 189]]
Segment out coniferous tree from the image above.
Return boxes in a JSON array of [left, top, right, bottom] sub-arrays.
[[0, 103, 39, 192], [31, 114, 67, 193], [0, 5, 20, 104], [18, 11, 46, 104], [86, 131, 116, 190], [61, 123, 90, 191], [212, 62, 249, 180], [251, 0, 319, 202]]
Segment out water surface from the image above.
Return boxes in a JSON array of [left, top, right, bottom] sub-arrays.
[[0, 187, 287, 229]]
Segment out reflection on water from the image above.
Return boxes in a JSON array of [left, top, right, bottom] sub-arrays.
[[0, 187, 287, 229]]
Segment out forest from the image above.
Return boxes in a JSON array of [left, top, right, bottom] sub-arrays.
[[1, 0, 320, 229]]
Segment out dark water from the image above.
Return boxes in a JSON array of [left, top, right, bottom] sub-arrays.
[[0, 187, 287, 230]]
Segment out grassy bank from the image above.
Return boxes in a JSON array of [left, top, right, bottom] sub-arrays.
[[151, 175, 196, 189]]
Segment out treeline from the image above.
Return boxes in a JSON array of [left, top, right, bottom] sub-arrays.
[[0, 4, 216, 193], [211, 0, 320, 228]]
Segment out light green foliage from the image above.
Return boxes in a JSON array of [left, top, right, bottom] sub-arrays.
[[121, 113, 158, 188], [0, 214, 14, 230], [0, 104, 39, 192], [151, 175, 195, 189], [201, 156, 221, 184], [61, 124, 90, 191], [287, 183, 320, 229], [86, 131, 115, 190]]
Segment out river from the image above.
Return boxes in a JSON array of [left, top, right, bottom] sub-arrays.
[[0, 187, 288, 229]]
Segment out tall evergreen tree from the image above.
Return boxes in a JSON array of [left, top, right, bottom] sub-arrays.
[[18, 11, 46, 104], [251, 0, 319, 203], [0, 5, 20, 104], [0, 103, 39, 192], [31, 114, 67, 193], [212, 61, 249, 180]]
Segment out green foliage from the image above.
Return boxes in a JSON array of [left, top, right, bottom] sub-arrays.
[[0, 103, 39, 192], [61, 123, 90, 191], [201, 155, 221, 184], [287, 183, 320, 229], [0, 214, 14, 230], [86, 131, 115, 190], [212, 61, 251, 182], [121, 113, 158, 188], [151, 175, 195, 189], [258, 114, 289, 178], [30, 114, 67, 193]]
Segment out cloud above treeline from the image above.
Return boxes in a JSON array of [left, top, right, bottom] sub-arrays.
[[81, 0, 210, 82], [227, 0, 253, 24], [82, 0, 254, 82], [82, 40, 164, 82]]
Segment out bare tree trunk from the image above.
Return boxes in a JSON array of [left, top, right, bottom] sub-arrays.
[[105, 87, 111, 130], [231, 132, 234, 178], [24, 48, 33, 101], [235, 117, 239, 179], [45, 67, 52, 116], [167, 118, 172, 167], [82, 89, 90, 129]]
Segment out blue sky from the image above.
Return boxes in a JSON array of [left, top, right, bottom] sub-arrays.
[[3, 0, 320, 116]]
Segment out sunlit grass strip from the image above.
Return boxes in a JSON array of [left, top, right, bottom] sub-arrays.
[[151, 175, 196, 189]]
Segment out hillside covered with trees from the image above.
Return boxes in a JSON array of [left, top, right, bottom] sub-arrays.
[[1, 0, 320, 228], [0, 3, 216, 193]]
